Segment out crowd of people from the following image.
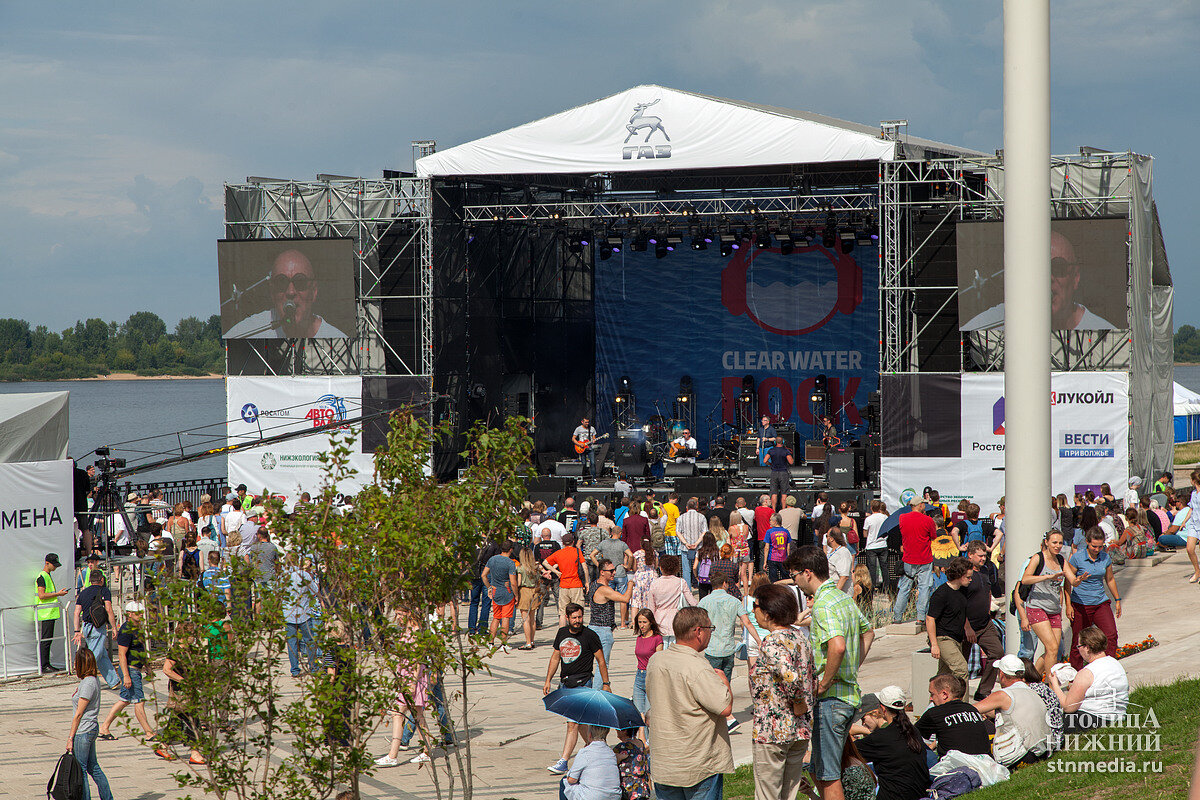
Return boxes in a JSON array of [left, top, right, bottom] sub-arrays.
[[499, 479, 1153, 800], [49, 468, 1178, 800]]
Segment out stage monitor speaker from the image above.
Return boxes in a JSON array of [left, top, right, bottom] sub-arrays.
[[826, 451, 856, 489], [525, 475, 577, 496], [674, 477, 726, 497], [789, 465, 814, 479], [739, 441, 760, 471], [554, 461, 584, 477], [742, 466, 772, 481], [535, 452, 559, 475], [663, 462, 697, 479]]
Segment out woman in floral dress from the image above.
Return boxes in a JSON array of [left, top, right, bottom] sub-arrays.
[[629, 547, 659, 614], [749, 583, 816, 800]]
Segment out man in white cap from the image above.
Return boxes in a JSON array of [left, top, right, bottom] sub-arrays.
[[972, 655, 1054, 764]]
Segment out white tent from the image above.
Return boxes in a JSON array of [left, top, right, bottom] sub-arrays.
[[415, 84, 983, 177], [1175, 382, 1200, 443], [0, 392, 69, 463]]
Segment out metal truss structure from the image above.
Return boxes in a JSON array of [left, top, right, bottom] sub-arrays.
[[878, 152, 1141, 374], [462, 192, 876, 224], [223, 177, 432, 379]]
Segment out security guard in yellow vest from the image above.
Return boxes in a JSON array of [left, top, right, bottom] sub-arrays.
[[35, 552, 69, 672]]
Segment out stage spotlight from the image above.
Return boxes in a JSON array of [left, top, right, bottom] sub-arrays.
[[778, 231, 795, 255], [619, 206, 635, 220], [691, 236, 708, 251], [567, 233, 583, 254], [755, 227, 771, 248], [856, 228, 874, 246], [822, 226, 837, 248], [666, 231, 683, 249], [802, 225, 817, 243], [606, 234, 623, 252], [655, 242, 669, 259], [814, 374, 828, 392], [747, 203, 760, 216], [599, 243, 613, 260], [866, 220, 880, 241], [680, 203, 696, 217], [631, 231, 649, 252], [470, 383, 487, 400], [549, 209, 563, 222], [719, 233, 737, 256], [839, 229, 856, 253], [620, 376, 632, 391]]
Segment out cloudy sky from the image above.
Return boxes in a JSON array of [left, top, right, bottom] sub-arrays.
[[2, 1, 1196, 330]]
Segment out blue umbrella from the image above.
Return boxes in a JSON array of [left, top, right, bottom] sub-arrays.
[[543, 686, 644, 729], [877, 506, 907, 538]]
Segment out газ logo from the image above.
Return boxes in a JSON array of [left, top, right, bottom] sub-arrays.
[[721, 244, 862, 335], [621, 99, 671, 160], [993, 397, 1005, 435]]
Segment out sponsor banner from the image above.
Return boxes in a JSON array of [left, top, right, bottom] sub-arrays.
[[882, 372, 1128, 515], [595, 241, 878, 453], [0, 459, 74, 676], [227, 377, 370, 499]]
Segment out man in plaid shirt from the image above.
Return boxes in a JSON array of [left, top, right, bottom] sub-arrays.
[[675, 497, 708, 591], [790, 545, 874, 800]]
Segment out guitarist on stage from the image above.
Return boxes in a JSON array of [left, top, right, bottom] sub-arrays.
[[669, 428, 698, 464], [756, 414, 776, 466], [572, 417, 599, 481]]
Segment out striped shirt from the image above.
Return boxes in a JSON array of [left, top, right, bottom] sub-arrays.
[[676, 509, 708, 550], [810, 578, 871, 705]]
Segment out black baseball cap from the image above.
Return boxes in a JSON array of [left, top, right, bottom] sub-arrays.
[[45, 553, 61, 567], [85, 552, 102, 563]]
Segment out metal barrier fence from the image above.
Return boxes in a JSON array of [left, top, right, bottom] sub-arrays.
[[121, 477, 228, 509], [0, 601, 75, 681]]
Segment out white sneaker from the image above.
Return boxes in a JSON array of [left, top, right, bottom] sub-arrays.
[[374, 755, 400, 767], [500, 645, 511, 655], [409, 752, 432, 765]]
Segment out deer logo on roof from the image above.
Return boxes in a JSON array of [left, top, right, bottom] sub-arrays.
[[624, 99, 670, 143]]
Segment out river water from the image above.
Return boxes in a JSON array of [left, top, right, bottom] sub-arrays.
[[2, 378, 226, 483], [6, 366, 1200, 484]]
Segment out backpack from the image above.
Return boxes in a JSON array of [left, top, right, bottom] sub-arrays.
[[87, 591, 108, 629], [47, 750, 84, 800], [650, 521, 666, 552], [697, 558, 712, 582], [926, 766, 982, 799]]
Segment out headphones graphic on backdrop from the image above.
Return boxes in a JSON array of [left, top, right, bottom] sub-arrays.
[[721, 243, 863, 336]]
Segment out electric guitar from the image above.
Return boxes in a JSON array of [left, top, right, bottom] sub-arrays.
[[573, 432, 609, 454]]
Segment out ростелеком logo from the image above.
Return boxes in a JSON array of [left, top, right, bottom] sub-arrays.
[[621, 99, 671, 160], [992, 397, 1005, 436]]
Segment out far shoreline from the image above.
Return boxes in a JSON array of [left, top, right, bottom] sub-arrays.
[[4, 373, 224, 383]]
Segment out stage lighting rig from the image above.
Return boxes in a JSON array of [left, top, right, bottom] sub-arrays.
[[755, 225, 772, 249], [778, 230, 795, 255], [839, 229, 856, 253], [656, 242, 669, 259], [665, 231, 683, 250], [822, 225, 837, 249], [631, 230, 649, 252], [802, 225, 817, 244], [719, 233, 737, 257], [691, 236, 708, 251], [618, 206, 635, 220], [680, 203, 696, 217]]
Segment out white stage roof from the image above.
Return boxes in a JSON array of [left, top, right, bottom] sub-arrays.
[[416, 84, 983, 178], [0, 391, 68, 463]]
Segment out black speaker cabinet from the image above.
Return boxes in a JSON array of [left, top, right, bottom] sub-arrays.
[[554, 460, 584, 477], [826, 451, 856, 489], [674, 476, 726, 497], [525, 475, 577, 496], [663, 462, 697, 479]]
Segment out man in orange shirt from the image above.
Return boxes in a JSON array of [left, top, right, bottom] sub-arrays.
[[543, 532, 587, 623]]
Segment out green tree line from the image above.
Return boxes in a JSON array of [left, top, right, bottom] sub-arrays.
[[0, 311, 223, 381], [1176, 325, 1200, 364]]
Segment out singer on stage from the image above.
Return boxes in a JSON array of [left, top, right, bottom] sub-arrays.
[[224, 249, 349, 339]]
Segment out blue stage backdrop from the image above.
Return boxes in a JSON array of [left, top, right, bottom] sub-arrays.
[[595, 240, 879, 453]]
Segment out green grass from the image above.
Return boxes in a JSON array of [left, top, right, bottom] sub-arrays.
[[725, 678, 1200, 800], [1175, 442, 1200, 466]]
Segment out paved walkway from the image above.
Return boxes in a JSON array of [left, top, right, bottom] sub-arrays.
[[3, 555, 1197, 799]]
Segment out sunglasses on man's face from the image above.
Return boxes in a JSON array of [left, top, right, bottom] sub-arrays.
[[271, 273, 314, 293]]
